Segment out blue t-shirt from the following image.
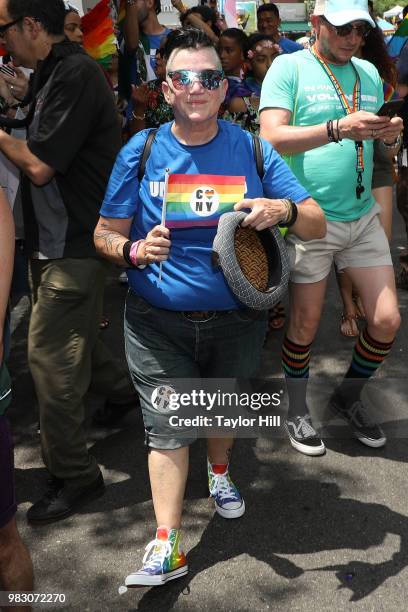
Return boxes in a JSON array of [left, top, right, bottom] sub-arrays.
[[101, 120, 310, 310], [278, 37, 303, 54], [146, 30, 171, 71]]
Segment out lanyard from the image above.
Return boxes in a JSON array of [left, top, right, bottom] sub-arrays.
[[310, 46, 365, 199]]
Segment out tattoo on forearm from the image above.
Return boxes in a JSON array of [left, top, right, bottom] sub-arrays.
[[94, 229, 125, 260]]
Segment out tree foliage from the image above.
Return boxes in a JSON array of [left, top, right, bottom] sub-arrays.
[[373, 0, 406, 17]]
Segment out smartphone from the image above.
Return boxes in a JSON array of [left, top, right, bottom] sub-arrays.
[[0, 64, 16, 78], [377, 99, 404, 118]]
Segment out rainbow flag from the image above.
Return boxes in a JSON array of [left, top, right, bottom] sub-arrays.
[[83, 0, 117, 68], [383, 81, 399, 102], [165, 174, 246, 228]]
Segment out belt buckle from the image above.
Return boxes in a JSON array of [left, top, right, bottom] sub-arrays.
[[183, 310, 216, 322]]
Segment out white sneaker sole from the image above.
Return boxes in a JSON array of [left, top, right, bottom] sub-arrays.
[[125, 564, 188, 587], [285, 424, 326, 456], [354, 432, 386, 448], [215, 499, 245, 519], [329, 398, 386, 448]]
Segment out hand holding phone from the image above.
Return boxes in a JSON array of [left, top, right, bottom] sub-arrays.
[[0, 64, 29, 102]]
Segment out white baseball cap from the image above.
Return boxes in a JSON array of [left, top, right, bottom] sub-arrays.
[[313, 0, 375, 28]]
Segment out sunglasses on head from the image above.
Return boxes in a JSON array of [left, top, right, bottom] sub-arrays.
[[320, 16, 372, 38], [166, 69, 225, 91]]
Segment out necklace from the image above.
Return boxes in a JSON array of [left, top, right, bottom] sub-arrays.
[[310, 46, 365, 200]]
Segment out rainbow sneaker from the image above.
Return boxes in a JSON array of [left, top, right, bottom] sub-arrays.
[[208, 461, 245, 519], [125, 527, 188, 587]]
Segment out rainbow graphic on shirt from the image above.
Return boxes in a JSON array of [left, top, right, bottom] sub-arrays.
[[165, 174, 246, 229]]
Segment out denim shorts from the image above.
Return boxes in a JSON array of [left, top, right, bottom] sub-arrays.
[[124, 290, 267, 449]]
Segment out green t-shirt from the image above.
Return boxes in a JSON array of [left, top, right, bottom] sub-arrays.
[[260, 50, 384, 222]]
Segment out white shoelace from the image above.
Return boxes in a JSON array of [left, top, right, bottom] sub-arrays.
[[142, 539, 172, 571], [295, 416, 316, 438], [210, 473, 237, 501]]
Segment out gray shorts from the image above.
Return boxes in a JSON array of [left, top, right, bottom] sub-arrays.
[[286, 203, 392, 284]]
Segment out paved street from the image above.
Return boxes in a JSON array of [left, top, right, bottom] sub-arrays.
[[7, 201, 408, 612]]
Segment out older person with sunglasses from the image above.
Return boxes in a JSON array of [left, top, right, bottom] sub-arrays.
[[260, 0, 403, 457], [95, 28, 325, 587]]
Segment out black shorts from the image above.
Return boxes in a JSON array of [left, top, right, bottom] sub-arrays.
[[0, 416, 17, 529]]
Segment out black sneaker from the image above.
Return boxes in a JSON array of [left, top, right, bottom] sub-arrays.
[[27, 473, 105, 525], [329, 393, 386, 448], [285, 415, 326, 456]]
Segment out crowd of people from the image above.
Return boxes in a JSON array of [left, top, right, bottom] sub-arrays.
[[0, 0, 407, 600]]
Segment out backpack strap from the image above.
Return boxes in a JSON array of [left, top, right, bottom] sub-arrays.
[[138, 129, 262, 183], [252, 133, 264, 180], [138, 128, 158, 182]]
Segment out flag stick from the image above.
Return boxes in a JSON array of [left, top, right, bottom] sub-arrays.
[[159, 168, 170, 282]]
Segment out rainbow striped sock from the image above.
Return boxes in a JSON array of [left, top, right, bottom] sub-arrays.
[[282, 335, 311, 418], [337, 328, 394, 406]]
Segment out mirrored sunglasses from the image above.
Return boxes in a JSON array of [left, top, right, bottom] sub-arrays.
[[321, 16, 372, 38], [167, 69, 225, 91]]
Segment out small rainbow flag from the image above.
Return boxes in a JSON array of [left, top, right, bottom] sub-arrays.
[[383, 81, 399, 102], [165, 174, 246, 228]]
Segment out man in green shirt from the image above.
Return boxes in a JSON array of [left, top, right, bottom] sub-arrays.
[[260, 0, 402, 456]]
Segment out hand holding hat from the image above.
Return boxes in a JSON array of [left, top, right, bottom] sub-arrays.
[[235, 197, 294, 231]]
